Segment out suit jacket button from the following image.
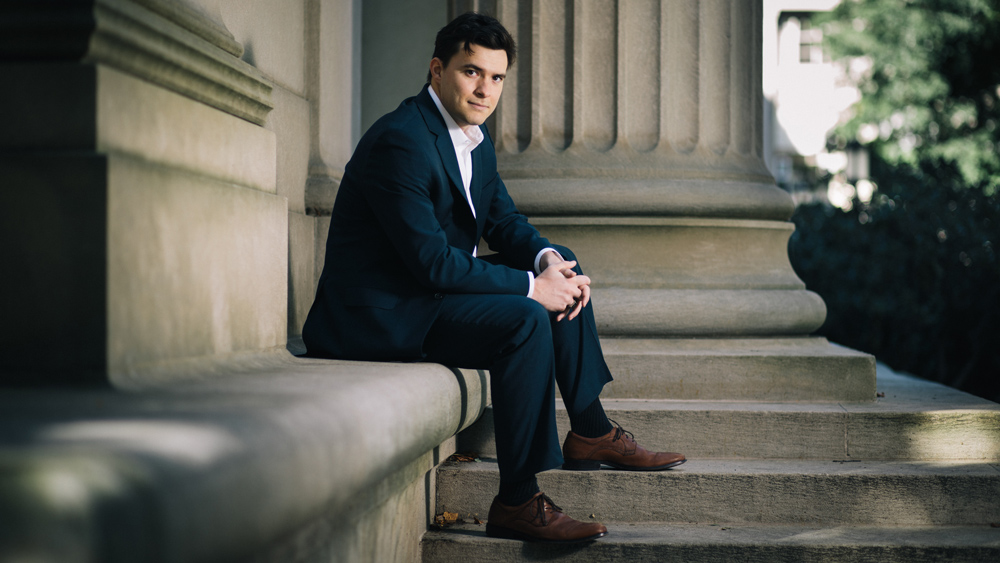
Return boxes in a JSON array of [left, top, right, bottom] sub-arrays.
[[434, 293, 444, 299]]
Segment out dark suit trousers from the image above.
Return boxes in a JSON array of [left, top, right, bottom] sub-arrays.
[[421, 247, 613, 483]]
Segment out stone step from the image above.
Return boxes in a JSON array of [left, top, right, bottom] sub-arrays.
[[435, 459, 1000, 526], [598, 337, 876, 402], [457, 369, 1000, 461], [422, 522, 1000, 563]]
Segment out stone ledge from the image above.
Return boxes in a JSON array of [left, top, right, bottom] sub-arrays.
[[0, 0, 273, 125], [458, 365, 1000, 460], [0, 352, 487, 563], [424, 523, 1000, 563], [436, 458, 1000, 526]]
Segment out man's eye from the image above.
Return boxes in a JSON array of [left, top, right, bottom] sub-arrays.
[[493, 76, 503, 83], [465, 69, 478, 77]]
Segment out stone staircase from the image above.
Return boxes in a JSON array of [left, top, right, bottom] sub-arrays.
[[422, 364, 1000, 562]]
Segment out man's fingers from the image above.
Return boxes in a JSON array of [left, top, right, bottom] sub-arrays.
[[545, 260, 576, 275], [559, 260, 577, 278], [566, 298, 584, 321]]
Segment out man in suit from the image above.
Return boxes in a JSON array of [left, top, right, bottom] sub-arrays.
[[303, 12, 685, 543]]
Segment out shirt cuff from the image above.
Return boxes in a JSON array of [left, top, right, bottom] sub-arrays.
[[533, 247, 562, 275], [527, 271, 535, 298]]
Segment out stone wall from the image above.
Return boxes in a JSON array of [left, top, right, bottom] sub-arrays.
[[0, 1, 470, 561]]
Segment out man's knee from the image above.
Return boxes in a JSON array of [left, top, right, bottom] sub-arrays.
[[509, 298, 552, 345], [553, 244, 576, 262]]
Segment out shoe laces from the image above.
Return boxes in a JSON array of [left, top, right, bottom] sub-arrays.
[[531, 494, 563, 526], [608, 419, 635, 444]]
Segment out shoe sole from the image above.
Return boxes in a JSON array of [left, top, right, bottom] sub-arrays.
[[485, 523, 607, 543], [562, 458, 686, 471]]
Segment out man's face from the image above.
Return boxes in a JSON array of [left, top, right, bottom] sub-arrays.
[[429, 44, 507, 132]]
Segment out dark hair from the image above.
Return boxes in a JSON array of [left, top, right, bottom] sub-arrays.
[[426, 12, 516, 83]]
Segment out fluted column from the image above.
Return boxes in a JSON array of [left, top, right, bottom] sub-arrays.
[[493, 0, 874, 401]]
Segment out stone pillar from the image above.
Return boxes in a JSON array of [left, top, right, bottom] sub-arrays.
[[297, 0, 360, 335], [0, 0, 285, 385], [494, 0, 874, 401]]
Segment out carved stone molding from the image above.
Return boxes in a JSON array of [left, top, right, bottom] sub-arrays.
[[0, 0, 273, 125]]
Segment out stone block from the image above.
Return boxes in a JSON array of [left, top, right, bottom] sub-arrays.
[[425, 523, 1000, 563], [0, 151, 287, 383], [436, 458, 1000, 526], [1, 60, 284, 383], [0, 357, 488, 562], [599, 337, 875, 402], [266, 84, 310, 213], [106, 154, 287, 381], [1, 63, 276, 192], [0, 154, 110, 379]]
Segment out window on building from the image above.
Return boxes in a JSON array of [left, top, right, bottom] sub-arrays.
[[778, 12, 829, 65]]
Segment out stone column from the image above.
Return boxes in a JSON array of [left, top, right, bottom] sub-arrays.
[[494, 0, 873, 401], [298, 0, 361, 335], [0, 0, 285, 385]]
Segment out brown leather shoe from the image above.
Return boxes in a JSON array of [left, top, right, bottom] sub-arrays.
[[485, 492, 607, 543], [562, 423, 686, 471]]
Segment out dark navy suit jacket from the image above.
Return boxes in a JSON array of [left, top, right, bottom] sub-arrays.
[[302, 86, 552, 361]]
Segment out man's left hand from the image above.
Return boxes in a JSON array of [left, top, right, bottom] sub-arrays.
[[538, 251, 591, 322]]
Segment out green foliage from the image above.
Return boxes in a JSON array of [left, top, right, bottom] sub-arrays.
[[790, 157, 1000, 401], [790, 0, 1000, 400], [815, 0, 1000, 193]]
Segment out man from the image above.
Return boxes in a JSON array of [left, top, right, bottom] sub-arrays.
[[303, 12, 685, 543]]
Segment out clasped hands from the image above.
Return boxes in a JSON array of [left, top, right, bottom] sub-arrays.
[[531, 251, 591, 322]]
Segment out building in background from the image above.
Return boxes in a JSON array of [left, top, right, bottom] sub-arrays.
[[763, 0, 873, 209]]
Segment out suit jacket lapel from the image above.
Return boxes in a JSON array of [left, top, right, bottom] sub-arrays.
[[416, 87, 471, 211], [471, 143, 486, 228]]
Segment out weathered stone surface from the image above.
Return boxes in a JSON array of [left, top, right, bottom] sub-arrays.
[[0, 356, 488, 563], [0, 0, 273, 125], [288, 211, 316, 338], [599, 337, 873, 401], [2, 64, 276, 192], [458, 368, 999, 460], [220, 0, 306, 96], [1, 58, 281, 383], [107, 155, 287, 380], [532, 217, 807, 289], [437, 458, 1000, 526], [424, 523, 1000, 563], [266, 84, 311, 211]]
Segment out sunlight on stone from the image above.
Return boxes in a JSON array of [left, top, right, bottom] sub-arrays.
[[42, 421, 243, 467], [903, 412, 1000, 462]]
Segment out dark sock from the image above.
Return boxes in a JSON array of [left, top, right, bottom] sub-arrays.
[[497, 476, 540, 506], [570, 397, 614, 438]]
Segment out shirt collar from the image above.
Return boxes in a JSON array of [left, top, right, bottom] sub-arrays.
[[428, 85, 484, 151]]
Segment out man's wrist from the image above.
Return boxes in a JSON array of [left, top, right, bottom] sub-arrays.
[[534, 247, 562, 274]]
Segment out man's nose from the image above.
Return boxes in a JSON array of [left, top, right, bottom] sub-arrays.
[[474, 79, 489, 97]]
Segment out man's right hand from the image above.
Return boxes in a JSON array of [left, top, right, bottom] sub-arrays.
[[531, 260, 591, 322]]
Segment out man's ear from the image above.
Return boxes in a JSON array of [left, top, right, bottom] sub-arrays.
[[429, 57, 444, 82]]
